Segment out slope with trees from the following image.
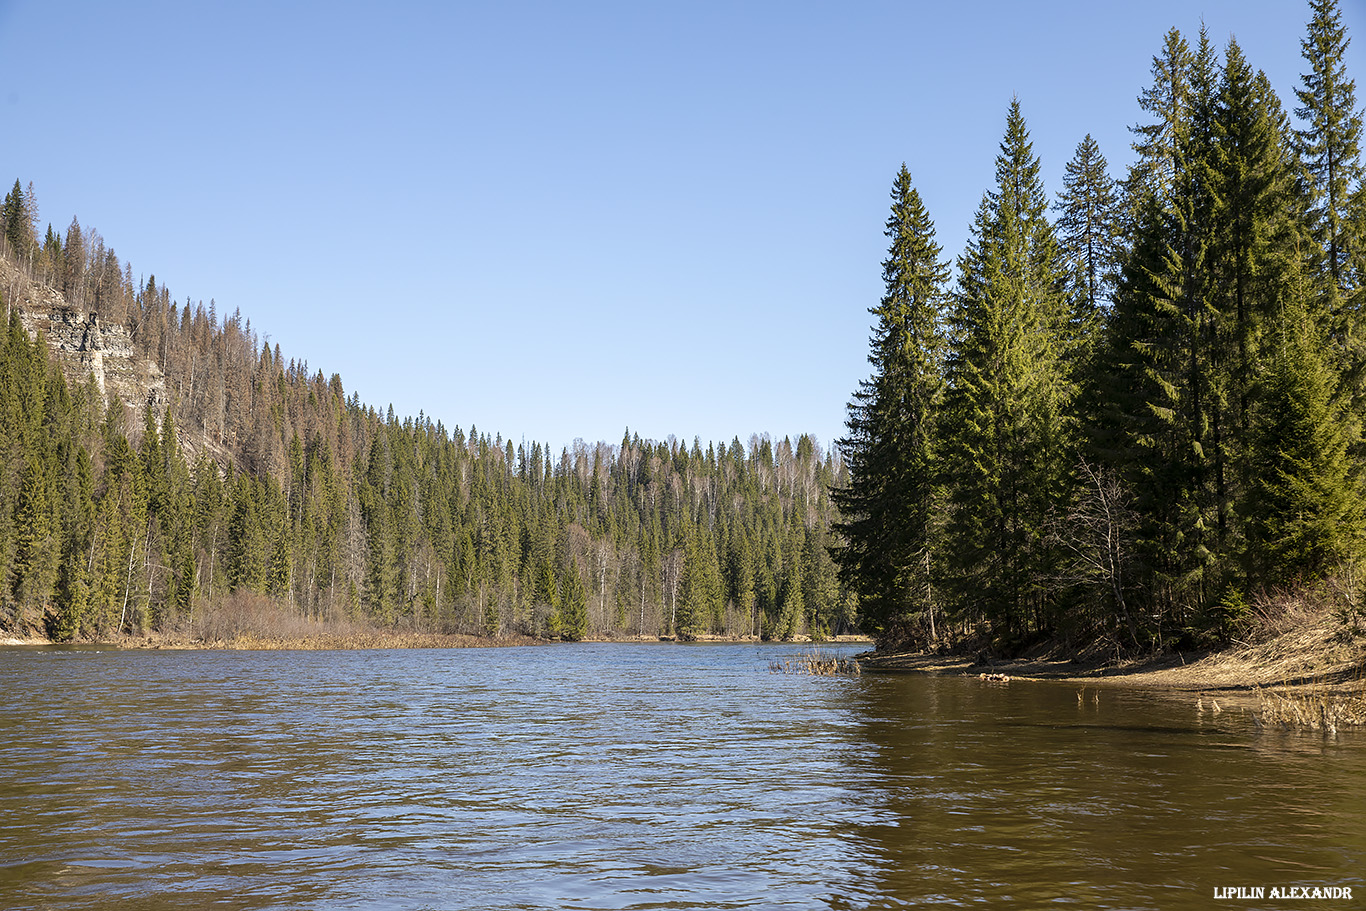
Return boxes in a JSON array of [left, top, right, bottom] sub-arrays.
[[1, 194, 850, 644]]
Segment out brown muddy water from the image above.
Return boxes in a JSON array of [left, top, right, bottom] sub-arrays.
[[1, 643, 1362, 909]]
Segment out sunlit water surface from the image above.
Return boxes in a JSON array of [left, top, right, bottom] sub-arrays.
[[1, 643, 1363, 909]]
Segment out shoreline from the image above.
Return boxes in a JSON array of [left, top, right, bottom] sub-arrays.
[[857, 638, 1366, 731], [10, 624, 1360, 695], [0, 632, 874, 651], [861, 631, 1366, 694]]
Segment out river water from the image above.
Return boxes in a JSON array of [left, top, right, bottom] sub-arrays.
[[1, 643, 1362, 910]]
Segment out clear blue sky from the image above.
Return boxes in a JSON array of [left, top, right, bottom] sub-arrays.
[[3, 1, 1362, 456]]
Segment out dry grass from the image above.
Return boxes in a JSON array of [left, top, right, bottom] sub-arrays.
[[214, 630, 534, 650], [1253, 683, 1366, 733], [769, 649, 862, 676], [168, 591, 536, 650], [1132, 583, 1366, 690]]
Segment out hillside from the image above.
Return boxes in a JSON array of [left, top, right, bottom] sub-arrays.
[[0, 194, 851, 644]]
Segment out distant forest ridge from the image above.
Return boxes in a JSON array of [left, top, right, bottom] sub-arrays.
[[0, 183, 851, 642]]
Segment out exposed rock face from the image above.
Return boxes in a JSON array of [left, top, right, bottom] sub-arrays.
[[2, 259, 164, 418]]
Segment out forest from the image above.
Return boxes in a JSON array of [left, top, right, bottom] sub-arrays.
[[837, 0, 1366, 653], [3, 0, 1364, 656], [0, 189, 850, 643]]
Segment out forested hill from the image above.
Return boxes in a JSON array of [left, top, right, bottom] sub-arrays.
[[0, 198, 851, 642]]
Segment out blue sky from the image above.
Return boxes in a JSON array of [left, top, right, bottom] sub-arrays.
[[2, 1, 1363, 456]]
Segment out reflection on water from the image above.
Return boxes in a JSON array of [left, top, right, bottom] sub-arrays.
[[0, 644, 1362, 910], [845, 675, 1366, 909]]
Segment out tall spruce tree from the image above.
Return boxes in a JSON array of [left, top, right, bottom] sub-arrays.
[[560, 561, 588, 641], [1211, 38, 1308, 549], [833, 165, 948, 647], [1055, 134, 1121, 328], [1097, 30, 1226, 634], [1, 180, 36, 264], [1217, 43, 1295, 403], [1296, 0, 1364, 302], [1126, 29, 1195, 211], [1249, 275, 1363, 585], [943, 100, 1075, 639]]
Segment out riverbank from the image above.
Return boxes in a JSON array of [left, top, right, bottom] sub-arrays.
[[861, 603, 1366, 693], [861, 608, 1366, 730], [1, 630, 872, 650]]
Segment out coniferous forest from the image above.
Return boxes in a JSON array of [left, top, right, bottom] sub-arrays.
[[838, 0, 1366, 653], [0, 254, 850, 644], [0, 185, 849, 643], [3, 0, 1365, 656]]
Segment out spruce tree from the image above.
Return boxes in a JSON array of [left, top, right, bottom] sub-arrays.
[[12, 454, 56, 617], [53, 447, 95, 640], [560, 562, 588, 641], [833, 164, 948, 647], [1055, 134, 1121, 327], [228, 479, 267, 594], [1296, 0, 1363, 300], [1127, 29, 1195, 209], [1, 180, 36, 262], [943, 100, 1074, 640], [1097, 30, 1225, 632], [1214, 38, 1304, 449], [1249, 280, 1362, 584]]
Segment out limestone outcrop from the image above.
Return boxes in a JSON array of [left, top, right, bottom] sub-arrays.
[[2, 258, 164, 418]]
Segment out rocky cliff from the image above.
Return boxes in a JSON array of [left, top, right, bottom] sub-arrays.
[[1, 258, 165, 418]]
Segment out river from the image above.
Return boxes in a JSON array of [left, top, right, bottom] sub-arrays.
[[1, 643, 1362, 909]]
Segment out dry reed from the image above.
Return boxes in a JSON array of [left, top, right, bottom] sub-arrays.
[[769, 649, 862, 676], [1253, 682, 1366, 733]]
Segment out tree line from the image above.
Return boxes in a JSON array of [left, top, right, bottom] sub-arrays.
[[838, 0, 1366, 653], [1, 206, 850, 644]]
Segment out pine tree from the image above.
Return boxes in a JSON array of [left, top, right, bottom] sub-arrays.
[[833, 164, 948, 647]]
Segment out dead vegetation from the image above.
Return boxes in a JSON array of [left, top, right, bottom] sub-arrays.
[[769, 648, 862, 676], [1253, 682, 1366, 733], [148, 591, 538, 650], [1148, 581, 1366, 690]]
